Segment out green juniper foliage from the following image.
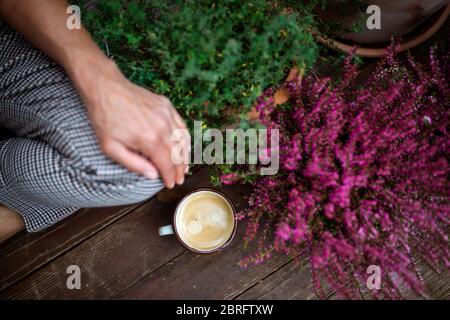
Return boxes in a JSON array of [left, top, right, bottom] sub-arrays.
[[79, 0, 318, 128]]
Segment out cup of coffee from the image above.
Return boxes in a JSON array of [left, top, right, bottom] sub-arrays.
[[158, 188, 237, 254]]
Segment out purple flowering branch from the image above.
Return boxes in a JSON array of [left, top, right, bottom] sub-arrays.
[[225, 45, 449, 299]]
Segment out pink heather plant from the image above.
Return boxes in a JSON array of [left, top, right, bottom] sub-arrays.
[[227, 45, 449, 299]]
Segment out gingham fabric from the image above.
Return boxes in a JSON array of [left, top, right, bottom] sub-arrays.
[[0, 22, 163, 232]]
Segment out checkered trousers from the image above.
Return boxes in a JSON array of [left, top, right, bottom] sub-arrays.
[[0, 22, 163, 232]]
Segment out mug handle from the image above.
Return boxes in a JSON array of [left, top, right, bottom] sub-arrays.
[[158, 224, 175, 236]]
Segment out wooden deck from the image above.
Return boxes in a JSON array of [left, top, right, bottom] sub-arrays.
[[0, 165, 448, 299], [1, 20, 449, 300]]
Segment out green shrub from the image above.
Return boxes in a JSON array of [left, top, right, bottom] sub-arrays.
[[79, 0, 318, 128]]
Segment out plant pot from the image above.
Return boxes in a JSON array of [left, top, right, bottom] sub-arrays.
[[316, 0, 450, 57], [248, 1, 449, 120]]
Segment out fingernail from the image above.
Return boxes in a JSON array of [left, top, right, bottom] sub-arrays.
[[144, 170, 158, 180], [185, 166, 189, 174], [177, 176, 185, 185], [168, 182, 175, 189]]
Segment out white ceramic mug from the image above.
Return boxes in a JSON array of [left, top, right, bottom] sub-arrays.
[[158, 188, 237, 254]]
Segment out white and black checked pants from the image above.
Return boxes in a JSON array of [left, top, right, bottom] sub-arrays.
[[0, 22, 163, 232]]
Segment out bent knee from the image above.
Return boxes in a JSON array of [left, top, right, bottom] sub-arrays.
[[63, 145, 164, 206], [78, 163, 164, 205]]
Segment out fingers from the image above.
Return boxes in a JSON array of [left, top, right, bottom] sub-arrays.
[[171, 108, 191, 175], [102, 139, 159, 180], [136, 90, 190, 188], [156, 98, 190, 186], [171, 127, 187, 185], [172, 107, 187, 130], [141, 141, 177, 189]]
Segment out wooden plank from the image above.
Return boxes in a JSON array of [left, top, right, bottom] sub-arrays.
[[235, 254, 345, 300], [0, 167, 233, 299], [326, 256, 450, 300], [115, 223, 291, 300], [235, 258, 317, 300], [238, 250, 450, 300], [418, 262, 450, 300], [0, 204, 138, 292]]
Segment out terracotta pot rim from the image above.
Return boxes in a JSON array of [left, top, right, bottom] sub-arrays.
[[316, 3, 450, 58]]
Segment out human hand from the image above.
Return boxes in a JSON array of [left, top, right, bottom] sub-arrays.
[[72, 58, 190, 189]]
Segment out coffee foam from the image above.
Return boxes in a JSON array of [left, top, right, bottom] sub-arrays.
[[176, 191, 234, 251]]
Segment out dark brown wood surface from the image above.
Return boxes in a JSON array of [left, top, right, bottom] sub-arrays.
[[0, 205, 138, 292]]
